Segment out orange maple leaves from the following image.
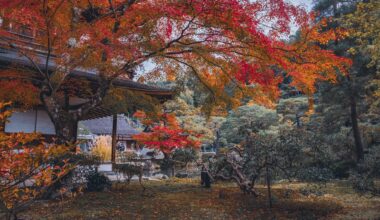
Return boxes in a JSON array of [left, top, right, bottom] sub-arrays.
[[0, 102, 73, 212], [0, 0, 353, 111], [279, 16, 352, 96], [0, 77, 40, 108]]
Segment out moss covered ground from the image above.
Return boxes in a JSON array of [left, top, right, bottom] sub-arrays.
[[19, 179, 380, 220]]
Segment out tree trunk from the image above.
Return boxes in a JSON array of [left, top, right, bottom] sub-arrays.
[[346, 75, 364, 162], [54, 118, 78, 145], [350, 93, 364, 162], [265, 160, 272, 209], [162, 153, 174, 177], [38, 78, 110, 145], [5, 209, 17, 220], [0, 201, 13, 220], [40, 94, 79, 145]]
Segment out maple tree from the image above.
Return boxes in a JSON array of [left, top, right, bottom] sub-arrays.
[[132, 110, 201, 155], [0, 102, 74, 220], [163, 85, 226, 147], [132, 110, 200, 176], [0, 0, 352, 142]]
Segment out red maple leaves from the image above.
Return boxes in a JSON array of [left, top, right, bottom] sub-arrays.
[[132, 111, 201, 154], [0, 0, 353, 111]]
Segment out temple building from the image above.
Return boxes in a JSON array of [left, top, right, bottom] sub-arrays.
[[0, 19, 173, 163]]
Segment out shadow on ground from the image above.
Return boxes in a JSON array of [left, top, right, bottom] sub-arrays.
[[18, 180, 380, 220]]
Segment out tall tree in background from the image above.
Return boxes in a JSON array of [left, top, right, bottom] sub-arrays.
[[312, 0, 378, 162], [344, 0, 380, 117], [0, 0, 351, 143]]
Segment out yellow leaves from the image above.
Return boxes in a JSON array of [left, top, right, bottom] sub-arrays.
[[343, 0, 380, 68], [91, 136, 112, 162], [347, 47, 357, 55], [166, 68, 177, 81], [306, 26, 348, 46], [0, 101, 12, 129]]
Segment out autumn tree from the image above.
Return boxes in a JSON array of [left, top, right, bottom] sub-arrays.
[[132, 110, 200, 176], [163, 79, 225, 149], [0, 0, 351, 143], [0, 102, 73, 220]]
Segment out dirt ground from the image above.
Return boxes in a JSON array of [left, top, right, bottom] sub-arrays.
[[17, 179, 380, 220]]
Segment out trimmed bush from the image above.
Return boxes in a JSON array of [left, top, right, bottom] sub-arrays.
[[86, 171, 111, 192]]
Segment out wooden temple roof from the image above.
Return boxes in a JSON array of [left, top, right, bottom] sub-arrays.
[[0, 24, 173, 96], [80, 115, 140, 138], [0, 48, 173, 96], [0, 28, 174, 119]]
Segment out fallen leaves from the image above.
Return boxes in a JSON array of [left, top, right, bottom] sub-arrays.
[[16, 180, 380, 220]]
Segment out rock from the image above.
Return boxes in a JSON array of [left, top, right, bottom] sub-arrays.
[[161, 174, 169, 180], [151, 173, 169, 180], [175, 172, 189, 178]]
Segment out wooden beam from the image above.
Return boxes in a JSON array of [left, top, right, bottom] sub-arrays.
[[33, 108, 38, 132], [111, 114, 117, 163]]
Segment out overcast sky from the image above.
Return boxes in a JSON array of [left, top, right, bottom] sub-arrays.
[[291, 0, 313, 11]]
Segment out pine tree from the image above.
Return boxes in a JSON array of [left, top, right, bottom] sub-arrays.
[[312, 0, 377, 162]]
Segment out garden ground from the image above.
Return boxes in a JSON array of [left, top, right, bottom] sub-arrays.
[[18, 179, 380, 220]]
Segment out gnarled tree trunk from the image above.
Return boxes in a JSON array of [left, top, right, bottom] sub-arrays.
[[40, 83, 109, 144], [54, 117, 78, 144], [41, 95, 79, 144]]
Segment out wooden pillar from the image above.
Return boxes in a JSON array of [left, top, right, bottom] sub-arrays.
[[73, 120, 78, 143], [111, 114, 117, 163], [33, 108, 38, 132], [0, 102, 7, 132], [0, 114, 5, 132]]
